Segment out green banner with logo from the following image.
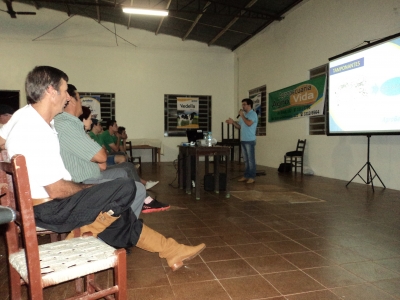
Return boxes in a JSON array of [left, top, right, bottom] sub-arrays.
[[268, 75, 326, 122]]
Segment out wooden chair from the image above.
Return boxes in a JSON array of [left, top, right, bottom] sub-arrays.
[[126, 141, 142, 174], [284, 139, 307, 174], [217, 122, 241, 163], [0, 154, 127, 300]]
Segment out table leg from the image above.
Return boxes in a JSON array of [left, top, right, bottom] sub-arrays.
[[214, 155, 220, 194], [205, 156, 209, 174], [225, 153, 230, 198], [178, 150, 184, 189], [195, 153, 200, 200], [186, 154, 191, 194]]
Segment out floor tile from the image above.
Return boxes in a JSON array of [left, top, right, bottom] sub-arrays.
[[331, 283, 397, 300], [284, 290, 340, 299], [171, 280, 230, 300], [315, 247, 368, 264], [295, 237, 337, 250], [341, 261, 400, 282], [220, 275, 280, 299], [282, 252, 334, 269], [128, 285, 176, 300], [199, 245, 240, 262], [264, 240, 309, 254], [128, 266, 169, 288], [245, 255, 297, 274], [303, 266, 365, 288], [231, 243, 275, 258], [166, 263, 215, 285], [207, 259, 258, 279], [263, 270, 325, 295], [278, 229, 318, 240], [372, 278, 400, 298]]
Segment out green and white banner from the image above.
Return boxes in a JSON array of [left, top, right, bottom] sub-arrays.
[[268, 75, 326, 122]]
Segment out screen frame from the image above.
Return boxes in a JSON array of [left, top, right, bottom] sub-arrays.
[[326, 32, 400, 136]]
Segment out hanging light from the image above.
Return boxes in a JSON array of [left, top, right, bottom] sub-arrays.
[[122, 7, 169, 16]]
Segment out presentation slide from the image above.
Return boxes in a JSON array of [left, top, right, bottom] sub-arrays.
[[328, 34, 400, 135]]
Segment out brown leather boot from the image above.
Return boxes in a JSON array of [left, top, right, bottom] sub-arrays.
[[136, 224, 206, 271], [66, 212, 119, 239]]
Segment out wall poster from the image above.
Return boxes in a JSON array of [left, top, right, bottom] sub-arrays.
[[268, 75, 326, 122], [81, 96, 101, 120], [176, 97, 199, 128]]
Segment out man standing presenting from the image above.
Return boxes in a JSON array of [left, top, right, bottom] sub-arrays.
[[226, 98, 258, 183]]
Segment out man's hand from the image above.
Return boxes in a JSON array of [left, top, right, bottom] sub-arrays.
[[226, 118, 234, 124], [98, 162, 107, 171]]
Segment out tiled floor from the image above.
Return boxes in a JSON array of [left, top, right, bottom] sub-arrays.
[[1, 161, 400, 299]]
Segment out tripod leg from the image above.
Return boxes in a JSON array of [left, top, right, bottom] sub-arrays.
[[346, 162, 368, 187], [368, 163, 386, 189]]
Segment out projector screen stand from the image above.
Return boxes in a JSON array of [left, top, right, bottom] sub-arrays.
[[346, 135, 385, 192]]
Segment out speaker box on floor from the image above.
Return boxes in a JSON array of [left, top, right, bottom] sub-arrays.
[[204, 173, 226, 191]]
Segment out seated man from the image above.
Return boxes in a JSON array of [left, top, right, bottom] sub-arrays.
[[55, 84, 168, 214], [0, 66, 204, 271], [54, 84, 146, 217]]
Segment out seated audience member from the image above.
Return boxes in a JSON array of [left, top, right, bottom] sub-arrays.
[[56, 84, 167, 213], [118, 126, 128, 153], [78, 105, 93, 131], [54, 85, 146, 217], [118, 126, 140, 169], [0, 104, 15, 128], [0, 66, 204, 270], [89, 117, 160, 191], [89, 118, 103, 143]]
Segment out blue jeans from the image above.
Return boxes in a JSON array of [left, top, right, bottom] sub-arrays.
[[241, 141, 256, 179]]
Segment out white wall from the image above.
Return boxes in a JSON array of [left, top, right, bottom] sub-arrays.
[[0, 3, 234, 162], [234, 0, 400, 190]]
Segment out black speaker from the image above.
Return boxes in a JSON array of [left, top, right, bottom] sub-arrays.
[[204, 173, 226, 191]]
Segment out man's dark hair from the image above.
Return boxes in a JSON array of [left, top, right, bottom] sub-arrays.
[[0, 104, 15, 115], [118, 126, 126, 134], [79, 106, 91, 122], [25, 66, 68, 104], [242, 98, 253, 108], [107, 119, 116, 129], [67, 84, 77, 99]]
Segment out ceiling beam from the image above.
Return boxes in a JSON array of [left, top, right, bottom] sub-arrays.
[[127, 0, 134, 29], [182, 1, 210, 41], [208, 0, 258, 46], [231, 0, 303, 50], [155, 0, 172, 35], [170, 0, 280, 21], [95, 0, 101, 22]]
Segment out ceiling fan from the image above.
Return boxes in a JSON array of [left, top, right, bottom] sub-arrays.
[[1, 0, 36, 18]]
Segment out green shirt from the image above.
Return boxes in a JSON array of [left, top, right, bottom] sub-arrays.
[[101, 130, 117, 153], [54, 112, 102, 183], [88, 131, 103, 146]]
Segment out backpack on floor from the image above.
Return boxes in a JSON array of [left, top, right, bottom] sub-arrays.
[[278, 163, 292, 173]]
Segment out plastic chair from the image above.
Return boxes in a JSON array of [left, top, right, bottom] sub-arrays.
[[0, 154, 127, 300], [284, 139, 306, 174]]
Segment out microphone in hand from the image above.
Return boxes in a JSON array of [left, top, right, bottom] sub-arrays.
[[237, 109, 242, 118]]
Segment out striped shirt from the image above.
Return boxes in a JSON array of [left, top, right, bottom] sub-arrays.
[[54, 112, 102, 183]]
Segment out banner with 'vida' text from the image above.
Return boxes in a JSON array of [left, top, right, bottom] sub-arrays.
[[268, 75, 326, 122]]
